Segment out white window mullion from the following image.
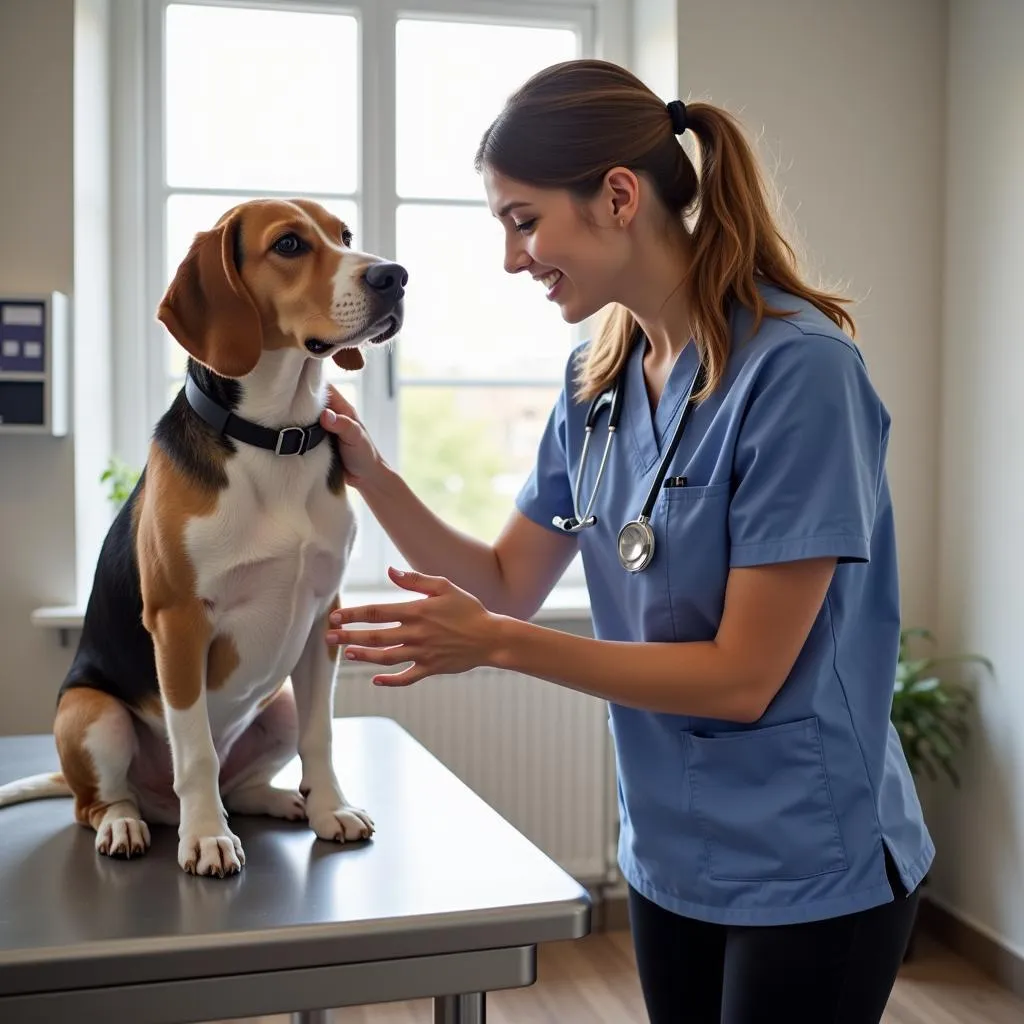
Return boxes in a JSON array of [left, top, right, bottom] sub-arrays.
[[144, 0, 170, 432], [110, 0, 150, 470], [353, 0, 401, 577]]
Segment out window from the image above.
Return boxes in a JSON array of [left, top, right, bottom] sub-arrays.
[[126, 0, 623, 588]]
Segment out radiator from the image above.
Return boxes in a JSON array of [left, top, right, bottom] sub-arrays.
[[333, 663, 615, 883]]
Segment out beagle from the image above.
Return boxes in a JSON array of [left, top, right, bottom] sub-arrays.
[[0, 198, 406, 877]]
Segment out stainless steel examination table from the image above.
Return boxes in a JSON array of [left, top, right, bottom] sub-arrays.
[[0, 716, 591, 1022]]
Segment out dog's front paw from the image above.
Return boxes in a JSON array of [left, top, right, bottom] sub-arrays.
[[226, 783, 306, 822], [96, 816, 151, 858], [308, 804, 375, 843], [178, 827, 245, 877]]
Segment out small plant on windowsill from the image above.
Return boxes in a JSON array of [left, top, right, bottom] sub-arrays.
[[892, 625, 992, 960], [100, 456, 141, 512]]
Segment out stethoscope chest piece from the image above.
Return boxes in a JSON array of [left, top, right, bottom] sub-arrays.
[[617, 517, 655, 573]]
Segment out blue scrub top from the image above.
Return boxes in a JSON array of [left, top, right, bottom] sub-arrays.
[[516, 282, 934, 926]]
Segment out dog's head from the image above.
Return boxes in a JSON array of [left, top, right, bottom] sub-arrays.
[[156, 198, 406, 378]]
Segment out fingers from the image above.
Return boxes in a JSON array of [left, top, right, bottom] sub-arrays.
[[372, 664, 429, 687], [320, 389, 361, 436], [331, 600, 422, 627], [386, 565, 451, 597], [343, 644, 412, 666], [320, 408, 359, 438], [327, 626, 409, 647], [323, 384, 359, 419], [329, 573, 450, 628]]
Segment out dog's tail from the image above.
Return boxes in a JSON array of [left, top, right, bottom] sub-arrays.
[[0, 772, 72, 808]]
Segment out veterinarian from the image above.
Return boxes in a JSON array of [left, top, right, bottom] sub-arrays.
[[320, 59, 932, 1024]]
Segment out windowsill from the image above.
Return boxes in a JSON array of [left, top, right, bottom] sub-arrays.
[[31, 583, 592, 646]]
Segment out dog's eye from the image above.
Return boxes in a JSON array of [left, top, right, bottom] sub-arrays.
[[272, 233, 307, 257], [341, 230, 353, 247]]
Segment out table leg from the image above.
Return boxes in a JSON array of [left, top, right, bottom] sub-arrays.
[[434, 992, 486, 1023], [291, 1010, 332, 1024]]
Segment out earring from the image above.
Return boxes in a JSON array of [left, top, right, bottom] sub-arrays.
[[619, 218, 625, 228]]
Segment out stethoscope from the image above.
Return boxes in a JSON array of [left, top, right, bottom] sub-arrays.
[[552, 362, 705, 573]]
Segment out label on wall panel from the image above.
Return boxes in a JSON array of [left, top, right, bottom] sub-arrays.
[[0, 301, 46, 373]]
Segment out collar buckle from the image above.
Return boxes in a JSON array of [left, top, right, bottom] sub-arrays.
[[274, 425, 310, 456]]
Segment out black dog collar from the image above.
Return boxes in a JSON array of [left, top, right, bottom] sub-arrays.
[[185, 373, 328, 457]]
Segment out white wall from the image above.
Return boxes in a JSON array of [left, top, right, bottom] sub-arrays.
[[0, 0, 81, 735], [0, 0, 113, 736], [671, 0, 948, 633], [931, 0, 1024, 960]]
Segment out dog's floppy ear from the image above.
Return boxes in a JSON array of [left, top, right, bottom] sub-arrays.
[[156, 210, 263, 379], [332, 347, 365, 372]]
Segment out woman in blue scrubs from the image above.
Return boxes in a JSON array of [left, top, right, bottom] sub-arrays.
[[321, 58, 931, 1023]]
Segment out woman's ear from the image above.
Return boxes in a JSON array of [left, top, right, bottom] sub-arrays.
[[603, 167, 641, 228]]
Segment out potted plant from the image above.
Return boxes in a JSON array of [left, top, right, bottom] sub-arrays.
[[100, 456, 141, 511], [892, 625, 992, 960], [892, 626, 991, 786]]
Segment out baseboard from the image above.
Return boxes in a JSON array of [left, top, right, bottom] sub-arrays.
[[917, 893, 1024, 999]]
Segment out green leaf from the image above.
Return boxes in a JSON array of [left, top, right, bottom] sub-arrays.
[[99, 456, 142, 510], [892, 623, 991, 788]]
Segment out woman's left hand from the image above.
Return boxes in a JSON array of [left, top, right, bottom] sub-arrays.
[[327, 566, 502, 686]]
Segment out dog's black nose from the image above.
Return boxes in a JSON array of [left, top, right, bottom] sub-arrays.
[[364, 262, 408, 302]]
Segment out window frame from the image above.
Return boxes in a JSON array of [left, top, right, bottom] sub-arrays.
[[113, 0, 628, 589]]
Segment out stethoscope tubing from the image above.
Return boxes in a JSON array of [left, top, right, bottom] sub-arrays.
[[554, 362, 706, 568]]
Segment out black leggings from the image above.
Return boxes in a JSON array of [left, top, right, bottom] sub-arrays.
[[627, 852, 920, 1024]]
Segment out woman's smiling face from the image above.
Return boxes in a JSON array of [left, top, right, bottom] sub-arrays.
[[483, 166, 631, 325]]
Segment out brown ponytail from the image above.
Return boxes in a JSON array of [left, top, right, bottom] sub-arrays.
[[475, 59, 855, 403], [682, 102, 855, 400]]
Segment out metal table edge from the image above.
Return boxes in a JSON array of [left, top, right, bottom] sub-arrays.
[[0, 890, 592, 996]]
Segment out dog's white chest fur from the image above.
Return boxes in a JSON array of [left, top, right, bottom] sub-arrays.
[[187, 448, 354, 717], [183, 363, 355, 740]]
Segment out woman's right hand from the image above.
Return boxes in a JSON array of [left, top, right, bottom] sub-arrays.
[[319, 385, 384, 488]]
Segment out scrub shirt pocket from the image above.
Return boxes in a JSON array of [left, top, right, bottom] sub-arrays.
[[681, 717, 849, 882], [662, 482, 731, 641]]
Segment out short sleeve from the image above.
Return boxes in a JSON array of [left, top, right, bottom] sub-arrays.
[[515, 386, 576, 533], [728, 336, 887, 568]]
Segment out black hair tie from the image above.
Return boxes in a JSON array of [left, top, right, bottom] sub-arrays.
[[667, 99, 689, 135]]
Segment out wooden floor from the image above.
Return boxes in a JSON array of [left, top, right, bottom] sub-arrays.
[[230, 929, 1024, 1024]]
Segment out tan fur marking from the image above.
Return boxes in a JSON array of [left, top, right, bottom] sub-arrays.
[[259, 229, 338, 354], [151, 605, 212, 712], [137, 445, 219, 712], [136, 694, 164, 721], [54, 687, 117, 829], [239, 204, 344, 354], [289, 198, 349, 241], [130, 475, 145, 535], [206, 633, 241, 692]]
